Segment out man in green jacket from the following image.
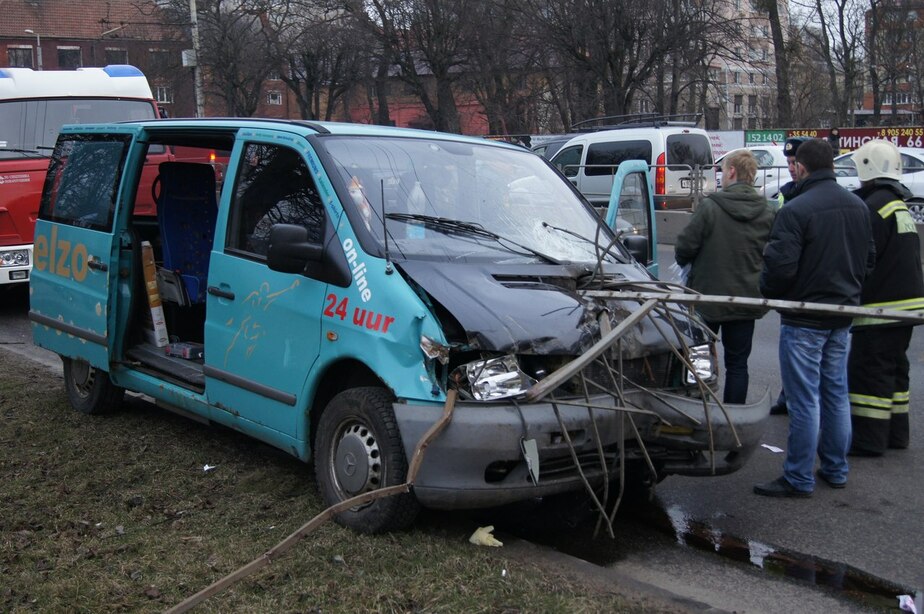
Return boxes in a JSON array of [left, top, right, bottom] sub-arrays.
[[675, 149, 776, 404]]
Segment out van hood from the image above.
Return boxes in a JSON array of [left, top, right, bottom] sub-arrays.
[[396, 259, 702, 355]]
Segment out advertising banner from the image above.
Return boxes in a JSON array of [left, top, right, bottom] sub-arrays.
[[746, 127, 924, 153]]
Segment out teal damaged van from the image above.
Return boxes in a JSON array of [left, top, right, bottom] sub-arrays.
[[30, 119, 770, 533]]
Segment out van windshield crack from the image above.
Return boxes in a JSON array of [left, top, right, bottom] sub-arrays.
[[385, 213, 563, 265]]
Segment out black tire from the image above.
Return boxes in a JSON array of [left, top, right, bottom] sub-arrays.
[[314, 387, 420, 533], [62, 357, 125, 415]]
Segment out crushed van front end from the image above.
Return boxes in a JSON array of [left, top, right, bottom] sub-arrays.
[[395, 388, 771, 510]]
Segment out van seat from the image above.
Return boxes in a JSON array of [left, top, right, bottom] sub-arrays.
[[157, 162, 218, 304]]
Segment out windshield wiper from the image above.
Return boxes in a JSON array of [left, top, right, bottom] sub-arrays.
[[0, 147, 51, 158], [540, 221, 629, 263], [385, 213, 563, 265]]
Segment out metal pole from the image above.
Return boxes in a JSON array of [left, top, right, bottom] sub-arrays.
[[188, 0, 205, 117], [582, 290, 924, 324], [24, 30, 42, 70]]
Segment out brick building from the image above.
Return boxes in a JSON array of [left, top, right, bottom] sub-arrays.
[[0, 1, 491, 132], [0, 0, 200, 117]]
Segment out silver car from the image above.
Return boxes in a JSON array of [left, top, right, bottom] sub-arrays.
[[832, 147, 924, 221]]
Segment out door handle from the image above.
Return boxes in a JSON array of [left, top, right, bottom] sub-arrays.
[[207, 286, 235, 300], [88, 259, 108, 272]]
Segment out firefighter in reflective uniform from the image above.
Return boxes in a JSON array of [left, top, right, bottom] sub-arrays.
[[848, 140, 924, 456]]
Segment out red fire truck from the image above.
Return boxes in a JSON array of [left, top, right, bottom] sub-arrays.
[[0, 65, 163, 285]]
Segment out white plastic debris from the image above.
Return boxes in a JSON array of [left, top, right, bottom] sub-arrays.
[[898, 595, 918, 613], [761, 444, 784, 454], [469, 525, 503, 547], [202, 464, 217, 472]]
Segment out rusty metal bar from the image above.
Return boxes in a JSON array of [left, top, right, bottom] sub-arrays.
[[584, 290, 924, 324]]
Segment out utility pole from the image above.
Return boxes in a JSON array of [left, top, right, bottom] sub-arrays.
[[24, 29, 42, 70], [189, 0, 205, 117]]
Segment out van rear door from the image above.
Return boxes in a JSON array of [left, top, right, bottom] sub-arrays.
[[30, 128, 142, 368], [664, 132, 715, 207]]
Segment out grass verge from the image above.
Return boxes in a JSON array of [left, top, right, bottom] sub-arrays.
[[0, 348, 676, 613]]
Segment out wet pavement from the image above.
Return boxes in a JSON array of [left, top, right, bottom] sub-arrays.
[[649, 246, 924, 609]]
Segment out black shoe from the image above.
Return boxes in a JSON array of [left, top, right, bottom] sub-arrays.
[[816, 470, 846, 489], [770, 401, 788, 415], [753, 476, 812, 498]]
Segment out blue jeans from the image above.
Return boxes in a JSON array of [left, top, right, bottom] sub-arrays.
[[779, 325, 851, 491]]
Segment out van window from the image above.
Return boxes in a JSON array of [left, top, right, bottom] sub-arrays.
[[585, 140, 652, 176], [665, 134, 712, 169], [39, 135, 132, 232], [227, 143, 325, 258], [551, 144, 583, 177]]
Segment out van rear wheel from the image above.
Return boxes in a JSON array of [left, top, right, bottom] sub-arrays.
[[314, 387, 420, 533], [63, 357, 124, 415]]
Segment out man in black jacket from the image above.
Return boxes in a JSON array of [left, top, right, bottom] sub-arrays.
[[755, 139, 875, 497], [847, 140, 924, 456]]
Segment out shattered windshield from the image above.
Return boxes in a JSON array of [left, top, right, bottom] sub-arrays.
[[322, 136, 625, 264]]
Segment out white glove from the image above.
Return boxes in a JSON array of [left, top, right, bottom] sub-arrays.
[[469, 525, 503, 547]]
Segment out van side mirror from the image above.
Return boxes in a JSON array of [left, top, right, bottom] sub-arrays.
[[267, 224, 323, 273], [622, 234, 649, 264]]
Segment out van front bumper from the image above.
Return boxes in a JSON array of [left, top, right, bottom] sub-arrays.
[[394, 388, 771, 510]]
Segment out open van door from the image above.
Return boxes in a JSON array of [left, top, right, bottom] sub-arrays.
[[603, 159, 658, 277], [29, 127, 143, 368]]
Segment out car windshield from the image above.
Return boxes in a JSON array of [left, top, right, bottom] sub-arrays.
[[322, 136, 626, 264]]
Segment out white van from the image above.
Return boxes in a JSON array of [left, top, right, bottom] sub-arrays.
[[550, 123, 716, 210]]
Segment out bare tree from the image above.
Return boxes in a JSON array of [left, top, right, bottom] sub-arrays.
[[797, 0, 865, 126], [867, 0, 917, 124], [787, 23, 838, 126], [462, 0, 545, 136], [154, 0, 281, 116], [345, 0, 475, 132], [753, 0, 794, 126], [263, 5, 371, 121]]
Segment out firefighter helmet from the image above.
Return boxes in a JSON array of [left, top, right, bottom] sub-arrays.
[[852, 139, 902, 182]]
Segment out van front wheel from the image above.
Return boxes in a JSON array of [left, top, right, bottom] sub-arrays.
[[314, 387, 420, 533], [63, 357, 124, 415]]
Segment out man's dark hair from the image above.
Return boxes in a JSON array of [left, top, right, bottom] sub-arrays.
[[795, 138, 834, 173]]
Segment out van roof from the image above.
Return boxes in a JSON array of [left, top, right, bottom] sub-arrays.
[[0, 65, 153, 100], [59, 117, 523, 148], [571, 113, 702, 131], [556, 125, 710, 149]]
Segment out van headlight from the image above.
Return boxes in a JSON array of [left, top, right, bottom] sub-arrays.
[[0, 249, 29, 267], [685, 344, 715, 385], [453, 355, 537, 401]]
